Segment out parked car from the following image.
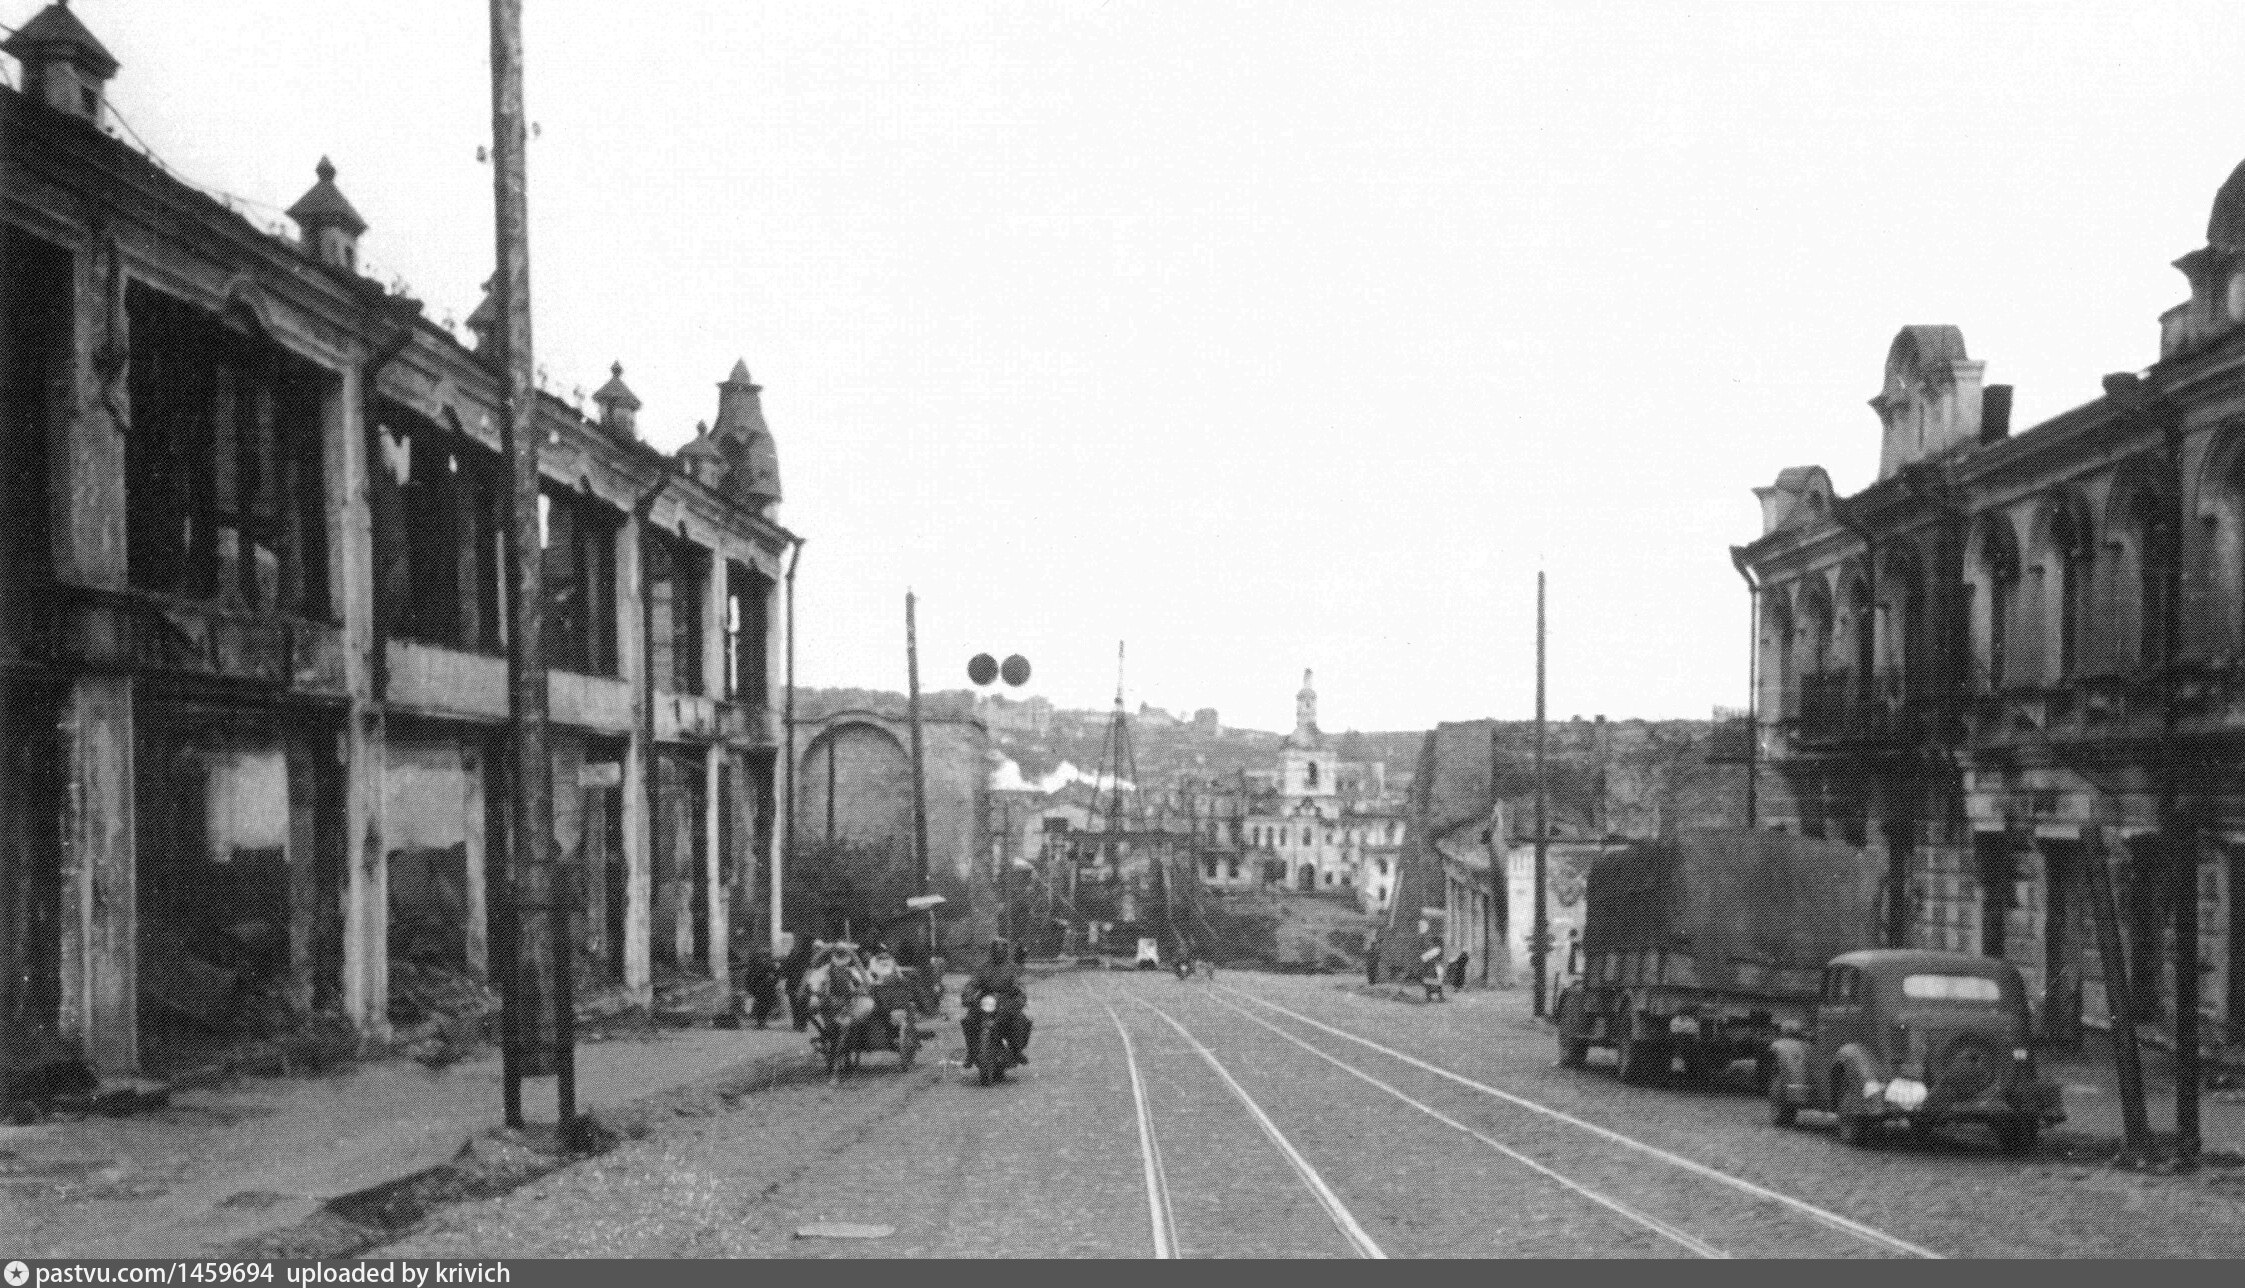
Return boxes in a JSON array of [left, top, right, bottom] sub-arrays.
[[1766, 949, 2063, 1152]]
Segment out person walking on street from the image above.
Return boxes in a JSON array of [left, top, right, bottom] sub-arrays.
[[740, 946, 782, 1028], [779, 932, 816, 1030]]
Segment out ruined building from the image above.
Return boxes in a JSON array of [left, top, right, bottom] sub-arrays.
[[0, 4, 798, 1082], [1737, 160, 2245, 1049]]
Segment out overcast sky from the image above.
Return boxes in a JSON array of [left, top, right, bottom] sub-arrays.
[[25, 1, 2244, 733]]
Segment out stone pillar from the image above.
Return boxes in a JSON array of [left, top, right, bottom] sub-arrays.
[[51, 228, 136, 1073], [342, 715, 389, 1038], [463, 740, 490, 978], [56, 678, 134, 1073], [704, 744, 728, 985], [616, 514, 652, 1002]]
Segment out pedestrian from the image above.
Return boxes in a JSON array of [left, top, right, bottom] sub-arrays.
[[779, 931, 816, 1030], [1447, 950, 1470, 992], [1366, 933, 1381, 986], [740, 945, 781, 1028], [1421, 941, 1447, 1002]]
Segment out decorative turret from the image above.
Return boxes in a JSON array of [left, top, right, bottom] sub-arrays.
[[2162, 157, 2245, 359], [1293, 669, 1319, 744], [704, 358, 782, 516], [1870, 325, 1984, 480], [591, 361, 640, 440], [286, 157, 368, 273], [3, 2, 118, 126], [676, 420, 725, 489]]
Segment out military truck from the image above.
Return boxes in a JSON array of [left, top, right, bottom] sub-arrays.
[[1552, 828, 1883, 1084]]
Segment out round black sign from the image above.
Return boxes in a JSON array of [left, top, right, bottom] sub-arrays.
[[1000, 654, 1031, 687]]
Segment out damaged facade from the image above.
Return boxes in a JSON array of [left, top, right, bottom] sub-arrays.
[[1, 5, 796, 1084], [1737, 162, 2245, 1050]]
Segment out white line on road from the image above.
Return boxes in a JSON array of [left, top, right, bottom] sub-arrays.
[[1202, 990, 1728, 1257], [1219, 986, 1943, 1260], [1106, 1003, 1179, 1259], [1132, 998, 1388, 1259]]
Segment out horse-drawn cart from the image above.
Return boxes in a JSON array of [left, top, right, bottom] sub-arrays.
[[802, 942, 936, 1080]]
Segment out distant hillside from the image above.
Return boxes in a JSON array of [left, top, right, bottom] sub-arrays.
[[791, 689, 1737, 837]]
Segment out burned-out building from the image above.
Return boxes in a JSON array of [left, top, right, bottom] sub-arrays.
[[1737, 158, 2245, 1051], [0, 3, 796, 1084]]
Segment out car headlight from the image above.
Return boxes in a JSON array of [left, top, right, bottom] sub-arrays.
[[1882, 1078, 1928, 1110]]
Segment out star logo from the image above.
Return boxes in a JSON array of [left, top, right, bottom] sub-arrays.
[[5, 1260, 29, 1286]]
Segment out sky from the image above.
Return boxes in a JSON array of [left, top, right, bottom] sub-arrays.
[[19, 1, 2244, 734]]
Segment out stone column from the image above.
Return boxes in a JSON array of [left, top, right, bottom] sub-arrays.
[[52, 228, 136, 1073], [616, 513, 652, 1002]]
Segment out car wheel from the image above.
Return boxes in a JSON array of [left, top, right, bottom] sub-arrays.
[[1768, 1069, 1798, 1128], [1993, 1118, 2040, 1155]]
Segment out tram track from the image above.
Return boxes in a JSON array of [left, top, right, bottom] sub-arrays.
[[1206, 982, 1944, 1259]]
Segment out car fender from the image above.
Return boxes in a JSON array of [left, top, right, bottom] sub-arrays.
[[1831, 1043, 1887, 1114]]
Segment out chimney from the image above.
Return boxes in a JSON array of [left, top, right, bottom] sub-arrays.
[[286, 158, 368, 273], [3, 2, 118, 126], [1979, 384, 2013, 444], [590, 361, 641, 440]]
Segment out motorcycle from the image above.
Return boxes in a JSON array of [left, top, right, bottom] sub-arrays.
[[965, 990, 1023, 1085]]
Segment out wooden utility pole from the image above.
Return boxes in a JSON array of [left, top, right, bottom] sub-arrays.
[[487, 0, 571, 1132], [2085, 830, 2153, 1157], [1532, 570, 1550, 1018], [905, 592, 933, 954], [2159, 419, 2201, 1162], [1730, 549, 1759, 828]]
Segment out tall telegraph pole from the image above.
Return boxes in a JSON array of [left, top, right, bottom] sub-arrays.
[[905, 592, 933, 954], [488, 0, 571, 1131], [1532, 571, 1550, 1018]]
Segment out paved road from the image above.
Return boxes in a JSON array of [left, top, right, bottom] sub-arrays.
[[378, 970, 2245, 1258]]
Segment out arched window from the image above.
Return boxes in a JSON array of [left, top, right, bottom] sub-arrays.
[[2113, 481, 2177, 668], [2049, 499, 2094, 679], [1768, 592, 1797, 716], [1802, 582, 1835, 675], [1848, 576, 1874, 699], [1975, 513, 2022, 691]]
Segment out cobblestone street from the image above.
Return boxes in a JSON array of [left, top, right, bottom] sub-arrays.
[[369, 970, 2245, 1258]]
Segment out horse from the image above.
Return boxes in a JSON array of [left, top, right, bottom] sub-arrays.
[[802, 941, 878, 1081]]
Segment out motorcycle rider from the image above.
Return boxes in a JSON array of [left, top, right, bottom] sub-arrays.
[[962, 937, 1032, 1065]]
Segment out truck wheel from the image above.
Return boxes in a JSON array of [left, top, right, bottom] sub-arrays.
[[1768, 1069, 1797, 1128], [1616, 1030, 1661, 1085], [1993, 1118, 2040, 1155], [1558, 1034, 1590, 1068]]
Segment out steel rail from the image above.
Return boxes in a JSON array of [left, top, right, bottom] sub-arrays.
[[1200, 990, 1727, 1257], [1105, 1003, 1180, 1258], [1131, 998, 1388, 1259], [1220, 985, 1942, 1260]]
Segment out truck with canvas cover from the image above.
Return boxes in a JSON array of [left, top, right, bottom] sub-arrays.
[[1552, 828, 1882, 1085]]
